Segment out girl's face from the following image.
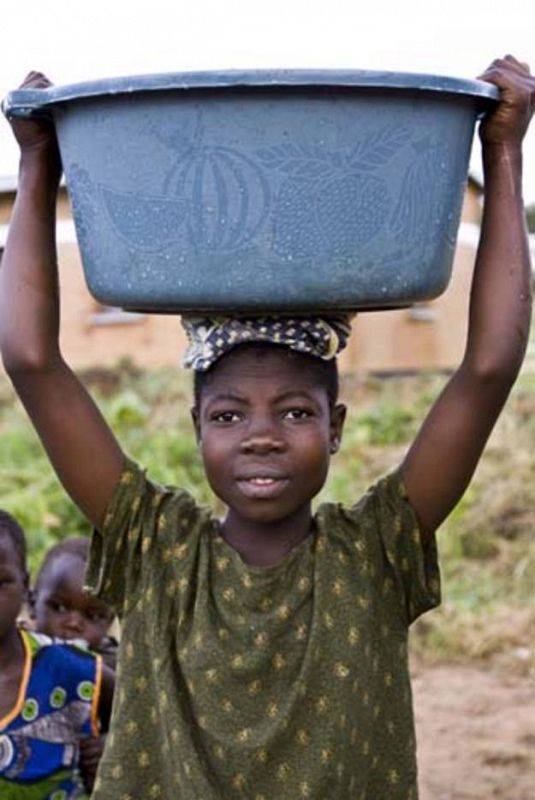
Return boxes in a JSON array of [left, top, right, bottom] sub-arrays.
[[33, 553, 113, 648], [194, 347, 345, 528], [0, 531, 27, 641]]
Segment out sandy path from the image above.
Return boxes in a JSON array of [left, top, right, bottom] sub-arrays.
[[413, 665, 535, 800]]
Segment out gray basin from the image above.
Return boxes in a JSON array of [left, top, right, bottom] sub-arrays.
[[4, 70, 498, 312]]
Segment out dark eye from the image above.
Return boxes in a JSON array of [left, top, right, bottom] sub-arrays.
[[284, 408, 313, 421], [0, 569, 16, 587], [86, 610, 110, 624], [48, 600, 67, 614], [211, 410, 241, 424]]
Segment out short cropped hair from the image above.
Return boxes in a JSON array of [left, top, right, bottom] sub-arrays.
[[34, 536, 90, 593], [0, 509, 27, 573], [193, 342, 339, 410]]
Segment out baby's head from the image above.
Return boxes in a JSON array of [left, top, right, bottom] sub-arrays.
[[0, 510, 28, 637], [32, 537, 114, 649]]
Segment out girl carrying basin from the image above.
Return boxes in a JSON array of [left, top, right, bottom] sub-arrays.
[[1, 55, 534, 799]]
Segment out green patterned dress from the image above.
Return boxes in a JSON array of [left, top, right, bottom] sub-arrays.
[[87, 458, 440, 799]]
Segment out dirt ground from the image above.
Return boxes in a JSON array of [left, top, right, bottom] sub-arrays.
[[413, 665, 535, 800]]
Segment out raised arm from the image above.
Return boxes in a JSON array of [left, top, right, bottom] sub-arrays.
[[401, 56, 534, 537], [0, 73, 125, 528]]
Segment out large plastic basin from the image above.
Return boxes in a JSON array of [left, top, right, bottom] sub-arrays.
[[4, 70, 498, 312]]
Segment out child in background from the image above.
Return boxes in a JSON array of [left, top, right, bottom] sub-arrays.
[[1, 56, 534, 799], [32, 537, 118, 669], [0, 510, 114, 799], [31, 537, 118, 793]]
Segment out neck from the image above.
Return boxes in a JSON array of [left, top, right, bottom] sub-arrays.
[[221, 506, 313, 567], [0, 625, 24, 672]]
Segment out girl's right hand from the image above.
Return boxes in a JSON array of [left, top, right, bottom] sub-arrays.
[[7, 72, 61, 171]]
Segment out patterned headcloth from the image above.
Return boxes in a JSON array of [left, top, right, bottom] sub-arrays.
[[181, 314, 355, 371]]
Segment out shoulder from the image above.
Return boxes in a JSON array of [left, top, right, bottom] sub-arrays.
[[21, 628, 54, 652], [316, 469, 408, 530], [104, 455, 210, 533], [314, 469, 419, 560], [23, 628, 99, 677]]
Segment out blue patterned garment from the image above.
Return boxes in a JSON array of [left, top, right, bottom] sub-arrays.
[[0, 628, 102, 799]]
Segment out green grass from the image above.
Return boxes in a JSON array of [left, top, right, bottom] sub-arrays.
[[1, 363, 534, 671]]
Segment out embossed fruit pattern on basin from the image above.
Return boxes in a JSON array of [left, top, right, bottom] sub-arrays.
[[4, 71, 498, 312]]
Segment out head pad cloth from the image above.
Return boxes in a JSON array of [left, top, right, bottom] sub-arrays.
[[181, 314, 355, 371]]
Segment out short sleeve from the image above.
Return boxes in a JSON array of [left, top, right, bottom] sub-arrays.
[[360, 469, 441, 625], [85, 456, 202, 614]]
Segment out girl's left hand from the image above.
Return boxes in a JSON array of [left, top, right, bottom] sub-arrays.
[[478, 55, 535, 147]]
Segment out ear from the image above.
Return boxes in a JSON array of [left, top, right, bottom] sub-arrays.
[[329, 403, 346, 454], [190, 406, 202, 445]]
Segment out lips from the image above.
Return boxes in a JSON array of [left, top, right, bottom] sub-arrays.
[[235, 469, 290, 500]]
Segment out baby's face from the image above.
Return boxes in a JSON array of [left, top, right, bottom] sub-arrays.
[[33, 553, 113, 648], [0, 531, 27, 639]]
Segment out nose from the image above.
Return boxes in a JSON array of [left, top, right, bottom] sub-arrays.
[[240, 414, 286, 454], [62, 610, 85, 636]]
